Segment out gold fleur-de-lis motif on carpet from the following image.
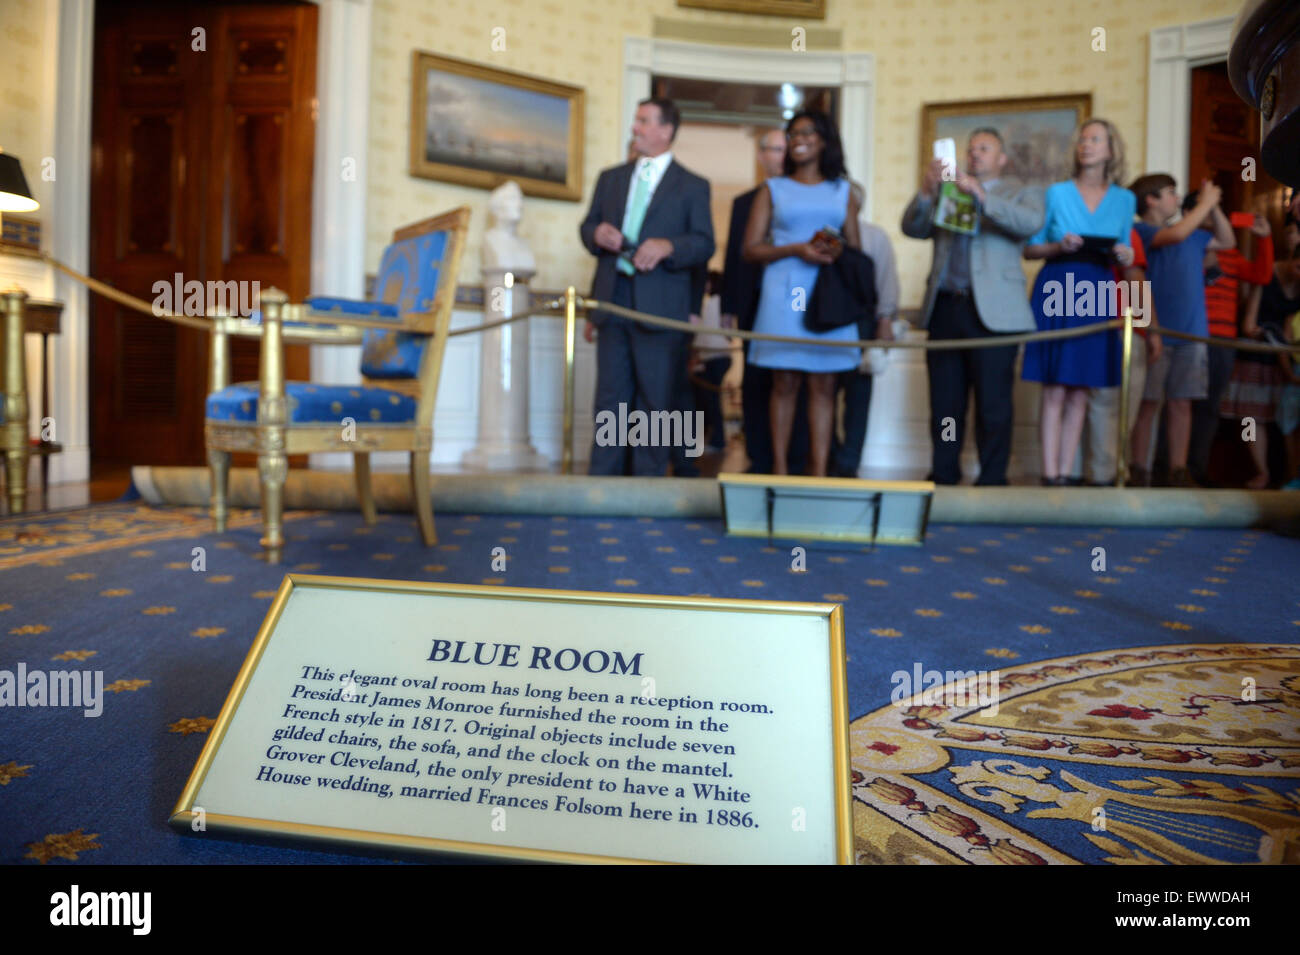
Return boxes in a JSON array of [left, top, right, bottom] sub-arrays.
[[100, 589, 132, 597], [1075, 589, 1100, 598], [823, 593, 848, 602], [865, 579, 888, 586], [742, 580, 764, 588], [1161, 621, 1192, 631], [192, 627, 226, 638], [0, 603, 11, 611], [1049, 606, 1079, 615], [168, 717, 215, 736], [207, 575, 234, 583], [252, 590, 277, 598], [1175, 604, 1205, 613], [986, 648, 1019, 659], [1020, 624, 1051, 634], [915, 609, 942, 617], [52, 650, 96, 661], [106, 679, 151, 693], [951, 592, 976, 599], [614, 579, 638, 587], [65, 572, 94, 581], [9, 624, 49, 635], [871, 628, 902, 638], [142, 606, 175, 615], [0, 761, 33, 785], [1190, 589, 1217, 596], [25, 829, 102, 864], [983, 577, 1007, 586]]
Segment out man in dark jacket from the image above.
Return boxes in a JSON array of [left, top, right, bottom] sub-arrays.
[[580, 98, 715, 475], [721, 129, 808, 472]]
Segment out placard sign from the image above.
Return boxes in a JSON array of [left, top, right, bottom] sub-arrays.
[[171, 575, 851, 864]]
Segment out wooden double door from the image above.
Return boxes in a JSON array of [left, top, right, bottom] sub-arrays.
[[91, 0, 317, 467]]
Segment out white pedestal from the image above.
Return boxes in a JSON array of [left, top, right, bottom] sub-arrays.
[[462, 269, 549, 472]]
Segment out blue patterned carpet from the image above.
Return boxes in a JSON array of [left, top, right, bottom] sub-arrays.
[[1, 502, 1297, 864]]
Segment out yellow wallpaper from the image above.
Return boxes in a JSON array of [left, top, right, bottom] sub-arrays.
[[0, 0, 48, 201], [368, 0, 1243, 305]]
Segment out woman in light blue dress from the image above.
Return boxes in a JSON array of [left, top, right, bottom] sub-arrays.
[[1022, 118, 1135, 485], [743, 110, 861, 477]]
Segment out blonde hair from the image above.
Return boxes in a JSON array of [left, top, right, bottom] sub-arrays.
[[1071, 118, 1127, 186]]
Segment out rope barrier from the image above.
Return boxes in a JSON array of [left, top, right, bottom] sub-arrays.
[[39, 251, 1300, 357]]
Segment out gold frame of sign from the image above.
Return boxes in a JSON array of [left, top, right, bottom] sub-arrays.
[[170, 574, 853, 865]]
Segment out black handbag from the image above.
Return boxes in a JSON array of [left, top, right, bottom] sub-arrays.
[[803, 246, 877, 333]]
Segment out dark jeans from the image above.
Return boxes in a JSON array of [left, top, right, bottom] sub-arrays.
[[926, 291, 1017, 485], [831, 370, 874, 476], [1188, 344, 1236, 481], [694, 356, 731, 450]]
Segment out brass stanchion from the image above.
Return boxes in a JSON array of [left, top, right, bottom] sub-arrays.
[[1116, 304, 1133, 488], [561, 286, 577, 475]]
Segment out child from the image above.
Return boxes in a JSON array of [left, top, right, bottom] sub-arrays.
[[1127, 175, 1235, 486]]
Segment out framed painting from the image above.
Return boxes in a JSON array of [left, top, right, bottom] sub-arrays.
[[676, 0, 825, 16], [920, 94, 1092, 189], [409, 51, 585, 202]]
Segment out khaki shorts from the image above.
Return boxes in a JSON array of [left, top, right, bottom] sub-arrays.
[[1143, 342, 1208, 401]]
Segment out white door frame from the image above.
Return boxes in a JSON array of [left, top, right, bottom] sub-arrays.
[[1145, 16, 1234, 181], [47, 0, 369, 483], [622, 37, 876, 220]]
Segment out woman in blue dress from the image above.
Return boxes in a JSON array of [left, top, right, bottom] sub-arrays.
[[742, 110, 861, 477], [1022, 118, 1136, 485]]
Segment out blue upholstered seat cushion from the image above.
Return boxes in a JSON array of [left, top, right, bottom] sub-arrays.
[[206, 382, 416, 424]]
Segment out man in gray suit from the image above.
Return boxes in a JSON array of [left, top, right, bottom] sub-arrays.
[[900, 128, 1044, 485], [580, 98, 715, 475]]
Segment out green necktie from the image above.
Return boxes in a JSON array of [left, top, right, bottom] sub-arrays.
[[618, 162, 653, 276]]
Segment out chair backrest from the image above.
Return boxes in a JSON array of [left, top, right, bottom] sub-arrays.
[[359, 208, 470, 385]]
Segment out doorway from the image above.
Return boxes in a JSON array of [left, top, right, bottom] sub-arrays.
[[89, 0, 318, 469]]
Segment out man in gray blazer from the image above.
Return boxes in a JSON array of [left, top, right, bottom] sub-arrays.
[[900, 128, 1044, 485], [580, 98, 715, 476]]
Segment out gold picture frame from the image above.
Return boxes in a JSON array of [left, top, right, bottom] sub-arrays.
[[920, 93, 1092, 189], [171, 574, 853, 864], [676, 0, 826, 18], [409, 51, 585, 202]]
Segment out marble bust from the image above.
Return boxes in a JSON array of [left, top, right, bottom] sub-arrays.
[[482, 181, 535, 274]]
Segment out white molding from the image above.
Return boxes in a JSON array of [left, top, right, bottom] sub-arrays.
[[1146, 16, 1233, 183], [48, 0, 95, 485], [309, 0, 371, 471], [620, 38, 876, 210]]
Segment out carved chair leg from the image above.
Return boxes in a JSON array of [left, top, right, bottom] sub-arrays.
[[208, 448, 231, 532], [410, 450, 435, 546], [259, 452, 287, 564], [354, 452, 377, 524]]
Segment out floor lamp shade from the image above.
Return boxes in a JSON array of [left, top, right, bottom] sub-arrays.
[[0, 153, 39, 213]]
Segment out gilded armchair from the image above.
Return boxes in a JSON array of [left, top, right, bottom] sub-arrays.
[[204, 207, 470, 562]]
